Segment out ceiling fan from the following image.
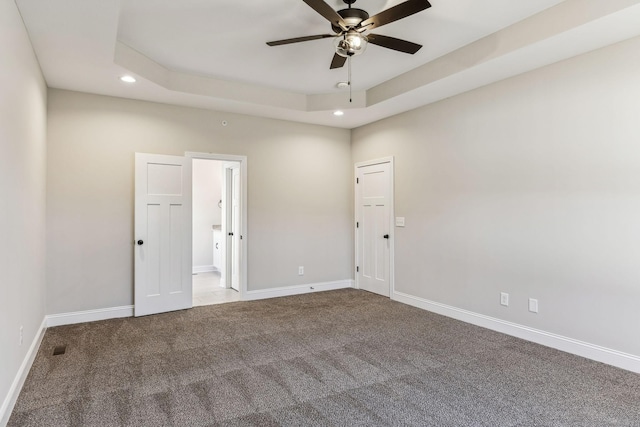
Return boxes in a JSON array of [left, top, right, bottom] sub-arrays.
[[266, 0, 432, 69]]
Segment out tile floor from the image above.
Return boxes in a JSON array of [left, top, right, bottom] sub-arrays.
[[192, 271, 241, 306]]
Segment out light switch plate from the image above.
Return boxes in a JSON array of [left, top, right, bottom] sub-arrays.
[[500, 292, 509, 307], [395, 217, 405, 227]]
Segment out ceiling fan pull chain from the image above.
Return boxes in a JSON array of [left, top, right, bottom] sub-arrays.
[[348, 56, 352, 103]]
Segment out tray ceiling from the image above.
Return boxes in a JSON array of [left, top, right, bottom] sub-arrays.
[[15, 0, 640, 128]]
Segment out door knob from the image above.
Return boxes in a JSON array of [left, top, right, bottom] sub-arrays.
[[383, 234, 389, 239], [137, 240, 144, 245]]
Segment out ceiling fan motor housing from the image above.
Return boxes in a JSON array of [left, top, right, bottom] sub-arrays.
[[332, 8, 369, 33]]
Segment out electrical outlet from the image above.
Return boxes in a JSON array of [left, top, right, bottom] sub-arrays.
[[19, 326, 23, 346], [529, 298, 539, 313], [298, 266, 304, 276], [500, 292, 509, 307]]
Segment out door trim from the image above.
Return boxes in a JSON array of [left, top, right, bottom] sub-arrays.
[[186, 152, 248, 299], [354, 157, 395, 297]]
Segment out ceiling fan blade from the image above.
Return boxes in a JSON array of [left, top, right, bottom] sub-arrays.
[[330, 53, 347, 69], [267, 34, 335, 46], [303, 0, 347, 30], [367, 33, 422, 54], [360, 0, 431, 30]]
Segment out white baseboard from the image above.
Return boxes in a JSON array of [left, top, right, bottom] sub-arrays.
[[46, 305, 134, 328], [243, 279, 354, 301], [393, 291, 640, 374], [0, 317, 47, 426], [192, 265, 216, 274], [42, 279, 355, 327]]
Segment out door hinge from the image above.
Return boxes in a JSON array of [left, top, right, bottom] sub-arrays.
[[356, 178, 359, 184], [356, 266, 359, 272], [356, 222, 359, 228]]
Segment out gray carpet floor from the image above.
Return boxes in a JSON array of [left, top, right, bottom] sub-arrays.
[[8, 289, 640, 426]]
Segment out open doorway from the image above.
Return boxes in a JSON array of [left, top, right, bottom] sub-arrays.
[[190, 154, 246, 306]]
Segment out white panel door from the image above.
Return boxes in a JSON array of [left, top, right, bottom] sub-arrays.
[[230, 165, 241, 291], [135, 153, 192, 316], [221, 162, 241, 291], [357, 162, 392, 297]]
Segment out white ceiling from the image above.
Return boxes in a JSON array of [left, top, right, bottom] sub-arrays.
[[15, 0, 640, 128], [117, 0, 561, 94]]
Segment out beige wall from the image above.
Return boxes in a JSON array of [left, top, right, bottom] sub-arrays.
[[46, 90, 352, 314], [352, 36, 640, 357], [0, 0, 47, 420]]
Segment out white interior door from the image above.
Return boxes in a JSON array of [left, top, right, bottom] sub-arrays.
[[221, 162, 241, 291], [230, 166, 241, 291], [356, 161, 392, 297], [135, 153, 192, 316]]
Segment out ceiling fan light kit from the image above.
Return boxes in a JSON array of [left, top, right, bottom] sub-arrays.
[[335, 31, 368, 58]]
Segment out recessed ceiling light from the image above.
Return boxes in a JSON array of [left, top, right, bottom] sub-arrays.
[[333, 110, 344, 117], [120, 75, 136, 83]]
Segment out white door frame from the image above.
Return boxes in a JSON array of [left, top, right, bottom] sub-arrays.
[[186, 152, 248, 298], [354, 156, 395, 297]]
